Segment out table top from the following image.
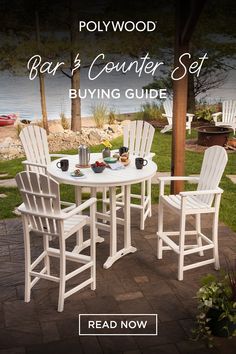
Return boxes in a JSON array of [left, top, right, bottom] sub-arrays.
[[47, 153, 157, 187]]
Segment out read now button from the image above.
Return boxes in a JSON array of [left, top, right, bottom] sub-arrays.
[[79, 314, 158, 336]]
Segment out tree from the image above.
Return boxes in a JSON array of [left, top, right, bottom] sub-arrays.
[[54, 0, 172, 131], [2, 0, 234, 134], [56, 0, 83, 131], [144, 60, 228, 113], [0, 0, 175, 132], [171, 0, 206, 193], [144, 0, 236, 113], [35, 11, 49, 134], [70, 2, 81, 132], [0, 0, 50, 132]]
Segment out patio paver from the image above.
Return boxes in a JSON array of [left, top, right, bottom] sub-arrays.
[[0, 206, 236, 353], [226, 175, 236, 184], [0, 178, 16, 187]]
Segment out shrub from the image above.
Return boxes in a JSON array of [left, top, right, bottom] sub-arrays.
[[91, 103, 108, 128], [15, 123, 23, 137], [136, 102, 162, 121], [34, 120, 43, 128], [108, 109, 116, 125], [60, 113, 69, 130], [193, 260, 236, 347], [195, 104, 217, 122]]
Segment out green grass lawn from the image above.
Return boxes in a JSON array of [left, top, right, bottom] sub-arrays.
[[0, 130, 235, 231]]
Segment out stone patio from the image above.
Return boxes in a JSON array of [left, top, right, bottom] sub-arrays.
[[0, 206, 236, 353]]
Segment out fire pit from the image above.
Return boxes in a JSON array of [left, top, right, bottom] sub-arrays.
[[196, 126, 233, 147]]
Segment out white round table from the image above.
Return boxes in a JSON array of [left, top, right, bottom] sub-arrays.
[[48, 153, 157, 268]]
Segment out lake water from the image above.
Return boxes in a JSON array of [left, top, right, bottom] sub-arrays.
[[0, 65, 235, 120]]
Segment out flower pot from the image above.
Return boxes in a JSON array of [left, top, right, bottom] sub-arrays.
[[102, 147, 111, 158], [208, 308, 236, 337]]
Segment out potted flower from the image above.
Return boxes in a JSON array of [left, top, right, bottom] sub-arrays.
[[102, 140, 112, 158], [193, 260, 236, 347]]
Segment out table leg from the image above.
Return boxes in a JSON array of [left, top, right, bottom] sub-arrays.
[[124, 184, 131, 248], [73, 186, 104, 254], [111, 187, 117, 255], [91, 187, 104, 245], [103, 184, 136, 269], [103, 187, 117, 269], [91, 187, 98, 240], [75, 186, 83, 247], [147, 178, 152, 217], [124, 184, 136, 253]]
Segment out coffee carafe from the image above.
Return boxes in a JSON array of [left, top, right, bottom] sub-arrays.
[[78, 144, 90, 166]]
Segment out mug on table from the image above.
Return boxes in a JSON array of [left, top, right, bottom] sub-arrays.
[[56, 159, 69, 171], [135, 157, 148, 169], [119, 146, 129, 156]]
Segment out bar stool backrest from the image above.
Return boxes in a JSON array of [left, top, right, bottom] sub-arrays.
[[20, 126, 50, 173], [123, 120, 155, 157], [197, 146, 228, 205], [15, 171, 61, 236]]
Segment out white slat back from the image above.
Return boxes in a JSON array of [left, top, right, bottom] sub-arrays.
[[40, 174, 60, 234], [222, 100, 236, 124], [15, 171, 61, 235], [197, 146, 228, 205], [20, 126, 50, 173], [134, 120, 143, 154], [123, 123, 129, 148], [128, 121, 137, 156], [223, 100, 230, 123], [144, 123, 155, 156], [139, 122, 150, 157], [16, 171, 37, 230], [123, 120, 155, 157], [163, 99, 173, 125]]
